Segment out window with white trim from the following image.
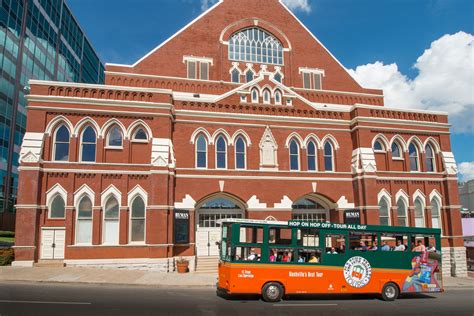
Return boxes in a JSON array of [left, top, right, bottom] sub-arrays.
[[307, 141, 317, 171], [274, 71, 283, 83], [378, 198, 390, 226], [76, 196, 93, 244], [185, 57, 211, 80], [289, 139, 300, 171], [397, 199, 408, 226], [263, 89, 271, 104], [49, 195, 65, 219], [216, 135, 227, 169], [133, 128, 148, 141], [391, 142, 402, 159], [103, 196, 119, 245], [53, 125, 70, 161], [235, 137, 246, 170], [425, 144, 436, 172], [196, 135, 207, 168], [245, 69, 254, 83], [414, 198, 425, 228], [274, 90, 282, 105], [107, 126, 123, 148], [231, 68, 240, 83], [200, 62, 209, 80], [430, 199, 441, 231], [373, 139, 384, 152], [229, 28, 284, 65], [130, 196, 145, 243], [409, 143, 419, 171], [187, 61, 197, 79], [80, 126, 96, 162], [251, 88, 259, 103], [300, 69, 324, 90], [324, 142, 334, 171]]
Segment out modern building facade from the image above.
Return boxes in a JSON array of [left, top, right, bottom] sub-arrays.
[[459, 180, 474, 213], [0, 0, 104, 230], [13, 0, 467, 276]]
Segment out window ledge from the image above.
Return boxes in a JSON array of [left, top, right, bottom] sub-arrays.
[[131, 139, 149, 143], [105, 146, 124, 150], [392, 157, 404, 161]]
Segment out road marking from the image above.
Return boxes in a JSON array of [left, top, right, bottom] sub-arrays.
[[0, 300, 91, 305], [274, 303, 338, 307]]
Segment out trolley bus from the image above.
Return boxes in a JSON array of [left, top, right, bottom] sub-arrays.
[[217, 219, 443, 302]]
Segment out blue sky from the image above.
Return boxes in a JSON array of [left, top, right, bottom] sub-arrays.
[[67, 0, 474, 180]]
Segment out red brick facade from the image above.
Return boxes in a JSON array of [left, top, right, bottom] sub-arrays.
[[13, 0, 465, 275]]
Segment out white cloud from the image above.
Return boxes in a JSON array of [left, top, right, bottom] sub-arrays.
[[200, 0, 311, 12], [349, 32, 474, 134], [458, 162, 474, 182]]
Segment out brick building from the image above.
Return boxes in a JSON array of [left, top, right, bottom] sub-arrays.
[[13, 0, 467, 276]]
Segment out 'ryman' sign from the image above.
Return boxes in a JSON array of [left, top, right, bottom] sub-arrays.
[[288, 221, 367, 231]]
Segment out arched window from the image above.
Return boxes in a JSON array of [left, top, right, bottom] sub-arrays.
[[197, 197, 243, 228], [76, 196, 93, 244], [107, 126, 123, 147], [274, 72, 282, 83], [235, 137, 246, 169], [292, 198, 328, 222], [274, 90, 282, 105], [49, 195, 65, 219], [231, 68, 240, 83], [228, 27, 284, 65], [378, 198, 390, 226], [307, 141, 317, 171], [80, 126, 96, 162], [133, 128, 148, 141], [425, 144, 436, 172], [373, 139, 384, 151], [430, 199, 441, 231], [103, 196, 119, 245], [130, 196, 145, 243], [324, 142, 334, 171], [216, 135, 227, 169], [251, 88, 259, 103], [263, 89, 271, 104], [397, 198, 408, 226], [391, 142, 401, 159], [53, 125, 70, 161], [414, 198, 425, 227], [245, 70, 254, 83], [196, 135, 207, 168], [409, 143, 419, 171], [289, 139, 300, 171]]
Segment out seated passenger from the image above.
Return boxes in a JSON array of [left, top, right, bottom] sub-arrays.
[[327, 247, 338, 254], [369, 241, 378, 251], [381, 242, 390, 251], [247, 250, 257, 261], [282, 251, 290, 262], [298, 256, 305, 263], [394, 240, 406, 251], [357, 241, 368, 252], [269, 250, 276, 262], [308, 255, 319, 263], [412, 240, 426, 252]]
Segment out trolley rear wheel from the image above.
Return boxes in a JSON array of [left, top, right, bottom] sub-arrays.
[[262, 282, 284, 302], [381, 282, 399, 301]]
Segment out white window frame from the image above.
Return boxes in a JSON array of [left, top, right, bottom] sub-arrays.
[[378, 197, 391, 226], [195, 134, 208, 169], [274, 90, 282, 105], [323, 141, 335, 172], [52, 124, 70, 162], [391, 141, 403, 160], [102, 196, 120, 245], [409, 143, 420, 172], [289, 139, 300, 171], [414, 198, 425, 228], [425, 144, 436, 172], [306, 140, 318, 171], [131, 127, 149, 143], [231, 68, 241, 83], [75, 195, 94, 245], [105, 126, 124, 149], [263, 89, 271, 104], [215, 135, 228, 170], [79, 126, 97, 163], [251, 88, 259, 103], [299, 68, 325, 90], [234, 136, 247, 170], [200, 62, 209, 80], [396, 198, 408, 226], [128, 195, 146, 244], [373, 139, 385, 152], [48, 194, 66, 220], [187, 60, 197, 79]]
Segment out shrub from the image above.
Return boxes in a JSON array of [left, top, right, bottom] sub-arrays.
[[0, 248, 14, 266], [0, 231, 14, 238]]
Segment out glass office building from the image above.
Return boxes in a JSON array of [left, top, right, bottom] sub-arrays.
[[0, 0, 104, 216]]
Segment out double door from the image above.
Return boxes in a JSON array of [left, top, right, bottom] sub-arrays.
[[40, 229, 65, 260]]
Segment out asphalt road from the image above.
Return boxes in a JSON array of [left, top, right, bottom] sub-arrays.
[[0, 282, 473, 316]]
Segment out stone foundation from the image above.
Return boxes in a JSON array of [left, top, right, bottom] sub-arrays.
[[442, 247, 468, 277], [64, 256, 196, 273]]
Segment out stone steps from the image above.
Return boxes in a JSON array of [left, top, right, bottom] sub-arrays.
[[195, 256, 219, 273], [35, 260, 65, 268]]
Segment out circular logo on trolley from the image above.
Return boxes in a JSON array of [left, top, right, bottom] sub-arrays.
[[343, 256, 372, 288]]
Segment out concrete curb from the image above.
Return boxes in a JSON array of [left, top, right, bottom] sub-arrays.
[[0, 279, 217, 288]]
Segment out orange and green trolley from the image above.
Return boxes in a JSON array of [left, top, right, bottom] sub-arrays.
[[217, 219, 443, 302]]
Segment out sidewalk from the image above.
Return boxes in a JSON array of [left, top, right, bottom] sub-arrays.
[[0, 266, 472, 289], [0, 266, 217, 287]]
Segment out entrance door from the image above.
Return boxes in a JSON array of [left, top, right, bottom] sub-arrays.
[[40, 229, 65, 260], [196, 229, 221, 257]]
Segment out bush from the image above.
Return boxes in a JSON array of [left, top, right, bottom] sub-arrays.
[[0, 231, 14, 238], [0, 248, 14, 266]]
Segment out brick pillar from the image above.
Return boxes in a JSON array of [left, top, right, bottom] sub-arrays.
[[119, 206, 129, 245], [92, 207, 102, 245], [65, 207, 75, 247]]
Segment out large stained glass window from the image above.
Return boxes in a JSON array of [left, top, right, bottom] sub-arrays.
[[229, 28, 284, 65]]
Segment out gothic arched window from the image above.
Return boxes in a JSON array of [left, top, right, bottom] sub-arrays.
[[229, 28, 284, 65]]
